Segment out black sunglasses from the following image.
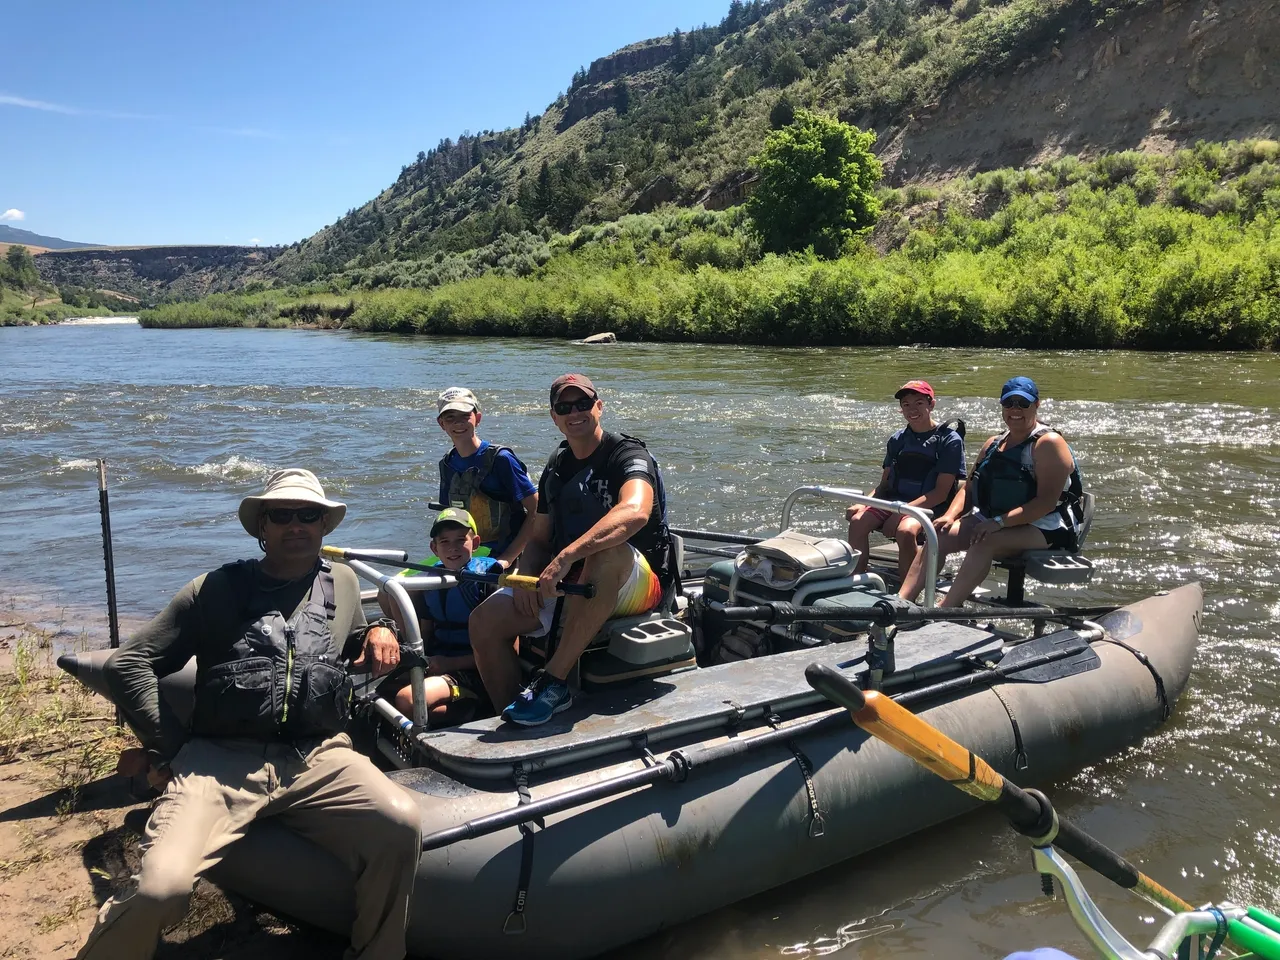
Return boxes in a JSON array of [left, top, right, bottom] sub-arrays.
[[553, 397, 596, 415], [265, 507, 326, 525], [1001, 397, 1033, 409]]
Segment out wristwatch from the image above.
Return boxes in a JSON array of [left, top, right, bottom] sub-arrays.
[[993, 515, 1006, 528]]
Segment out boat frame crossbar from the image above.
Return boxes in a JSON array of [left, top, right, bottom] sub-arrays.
[[779, 485, 939, 607]]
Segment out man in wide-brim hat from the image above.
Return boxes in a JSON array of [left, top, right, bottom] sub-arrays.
[[78, 468, 421, 960]]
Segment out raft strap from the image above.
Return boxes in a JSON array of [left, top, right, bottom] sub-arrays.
[[1098, 636, 1170, 720], [503, 762, 543, 935], [1203, 906, 1229, 960], [987, 682, 1029, 771], [767, 712, 826, 839]]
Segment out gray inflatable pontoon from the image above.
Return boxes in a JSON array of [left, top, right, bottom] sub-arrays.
[[60, 583, 1201, 960]]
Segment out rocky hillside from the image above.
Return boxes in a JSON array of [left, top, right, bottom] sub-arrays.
[[36, 245, 281, 303]]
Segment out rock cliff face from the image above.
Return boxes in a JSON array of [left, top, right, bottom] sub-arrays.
[[586, 40, 674, 85], [876, 0, 1277, 184], [35, 246, 278, 303]]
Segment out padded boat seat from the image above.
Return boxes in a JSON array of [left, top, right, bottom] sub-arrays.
[[995, 493, 1096, 605]]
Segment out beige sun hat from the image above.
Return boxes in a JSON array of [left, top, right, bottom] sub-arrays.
[[238, 468, 347, 537]]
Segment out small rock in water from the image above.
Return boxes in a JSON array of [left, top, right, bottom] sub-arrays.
[[575, 331, 618, 345]]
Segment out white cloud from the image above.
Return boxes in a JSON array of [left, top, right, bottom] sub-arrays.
[[0, 209, 24, 222], [0, 93, 78, 114], [249, 238, 261, 245]]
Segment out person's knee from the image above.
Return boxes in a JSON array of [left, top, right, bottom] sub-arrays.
[[369, 785, 422, 850], [134, 857, 197, 911], [895, 519, 920, 544], [468, 597, 510, 648]]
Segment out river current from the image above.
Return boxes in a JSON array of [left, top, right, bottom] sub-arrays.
[[2, 322, 1278, 958]]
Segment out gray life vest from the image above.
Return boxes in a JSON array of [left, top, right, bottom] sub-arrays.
[[439, 444, 526, 548], [189, 560, 353, 741]]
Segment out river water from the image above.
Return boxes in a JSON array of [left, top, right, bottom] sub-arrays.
[[2, 321, 1278, 958]]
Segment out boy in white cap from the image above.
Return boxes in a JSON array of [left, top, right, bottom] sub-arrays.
[[435, 386, 538, 567], [77, 468, 421, 960]]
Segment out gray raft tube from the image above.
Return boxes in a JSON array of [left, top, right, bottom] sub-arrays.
[[59, 584, 1202, 960]]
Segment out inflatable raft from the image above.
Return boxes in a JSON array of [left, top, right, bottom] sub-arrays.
[[58, 487, 1203, 960]]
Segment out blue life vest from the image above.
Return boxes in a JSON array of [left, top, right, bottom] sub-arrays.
[[439, 443, 529, 552], [422, 556, 501, 658]]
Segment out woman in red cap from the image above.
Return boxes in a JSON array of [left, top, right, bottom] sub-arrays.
[[847, 380, 966, 585]]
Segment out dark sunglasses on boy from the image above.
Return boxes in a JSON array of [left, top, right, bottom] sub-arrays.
[[265, 506, 326, 525], [1001, 397, 1033, 409], [553, 397, 596, 415]]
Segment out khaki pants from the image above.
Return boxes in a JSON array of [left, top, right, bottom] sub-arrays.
[[77, 734, 421, 960]]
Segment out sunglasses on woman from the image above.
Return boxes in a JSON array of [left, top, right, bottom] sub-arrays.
[[553, 397, 596, 415], [1001, 397, 1033, 409], [265, 507, 326, 525]]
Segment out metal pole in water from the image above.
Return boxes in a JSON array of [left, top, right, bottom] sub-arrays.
[[97, 459, 121, 725]]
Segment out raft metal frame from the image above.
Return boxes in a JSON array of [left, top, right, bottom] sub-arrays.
[[778, 485, 939, 607]]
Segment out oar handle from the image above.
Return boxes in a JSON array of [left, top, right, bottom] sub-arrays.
[[324, 547, 596, 598], [804, 663, 867, 712]]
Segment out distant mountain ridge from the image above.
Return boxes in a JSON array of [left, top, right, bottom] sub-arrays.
[[0, 225, 97, 250]]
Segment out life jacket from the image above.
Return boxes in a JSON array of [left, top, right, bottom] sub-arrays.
[[544, 433, 675, 588], [439, 443, 529, 549], [973, 424, 1085, 536], [189, 560, 353, 740], [422, 556, 499, 658], [886, 419, 966, 506]]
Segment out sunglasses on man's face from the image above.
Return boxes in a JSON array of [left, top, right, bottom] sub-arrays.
[[265, 507, 325, 526], [553, 397, 596, 416], [1001, 397, 1033, 409]]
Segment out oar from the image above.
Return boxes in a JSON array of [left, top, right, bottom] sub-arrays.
[[322, 546, 597, 598], [713, 599, 1115, 627], [804, 662, 1196, 916]]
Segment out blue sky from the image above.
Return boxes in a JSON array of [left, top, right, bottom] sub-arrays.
[[1, 1, 732, 247]]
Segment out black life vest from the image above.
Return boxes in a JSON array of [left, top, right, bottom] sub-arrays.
[[973, 425, 1085, 534], [189, 560, 353, 740], [439, 443, 528, 548], [886, 419, 966, 506], [543, 433, 674, 587]]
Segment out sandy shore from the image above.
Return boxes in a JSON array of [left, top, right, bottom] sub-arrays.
[[0, 599, 346, 959]]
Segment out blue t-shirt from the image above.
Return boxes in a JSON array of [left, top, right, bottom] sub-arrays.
[[438, 440, 538, 555], [882, 424, 966, 502]]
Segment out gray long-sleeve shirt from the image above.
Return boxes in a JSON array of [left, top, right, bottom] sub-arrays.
[[104, 559, 367, 762]]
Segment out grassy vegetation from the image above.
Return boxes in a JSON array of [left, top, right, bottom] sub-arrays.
[[141, 141, 1280, 350]]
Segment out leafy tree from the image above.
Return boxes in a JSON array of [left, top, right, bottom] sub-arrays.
[[6, 244, 37, 287], [746, 109, 883, 258], [769, 95, 796, 129], [615, 79, 631, 116]]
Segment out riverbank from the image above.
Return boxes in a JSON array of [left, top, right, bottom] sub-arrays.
[[0, 603, 343, 959], [138, 142, 1280, 350]]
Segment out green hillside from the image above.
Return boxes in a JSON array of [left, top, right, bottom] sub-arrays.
[[260, 0, 1173, 283]]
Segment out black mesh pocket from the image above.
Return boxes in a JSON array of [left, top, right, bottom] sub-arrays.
[[191, 658, 278, 738], [290, 661, 353, 736]]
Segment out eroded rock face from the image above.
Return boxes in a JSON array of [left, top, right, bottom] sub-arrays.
[[586, 41, 675, 85]]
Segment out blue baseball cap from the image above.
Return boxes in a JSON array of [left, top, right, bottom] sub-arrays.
[[1000, 376, 1039, 403]]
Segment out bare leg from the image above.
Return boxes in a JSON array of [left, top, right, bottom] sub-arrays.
[[846, 507, 887, 575], [544, 543, 634, 681], [899, 516, 975, 602], [891, 515, 922, 584], [469, 591, 542, 711], [941, 526, 1049, 608]]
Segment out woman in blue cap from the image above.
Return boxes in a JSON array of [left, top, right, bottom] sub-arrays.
[[899, 376, 1085, 607]]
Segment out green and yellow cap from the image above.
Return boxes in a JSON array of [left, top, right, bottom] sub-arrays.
[[430, 507, 478, 538]]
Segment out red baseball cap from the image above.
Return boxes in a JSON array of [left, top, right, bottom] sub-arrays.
[[550, 373, 599, 405], [894, 380, 935, 401]]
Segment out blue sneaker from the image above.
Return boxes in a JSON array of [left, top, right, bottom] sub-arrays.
[[502, 674, 573, 726]]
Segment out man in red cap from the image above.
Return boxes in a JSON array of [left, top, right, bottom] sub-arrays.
[[847, 380, 966, 584], [468, 374, 674, 725]]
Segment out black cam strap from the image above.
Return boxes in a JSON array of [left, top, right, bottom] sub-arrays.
[[1099, 636, 1170, 720], [988, 683, 1029, 771], [767, 713, 825, 839], [503, 761, 543, 934]]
